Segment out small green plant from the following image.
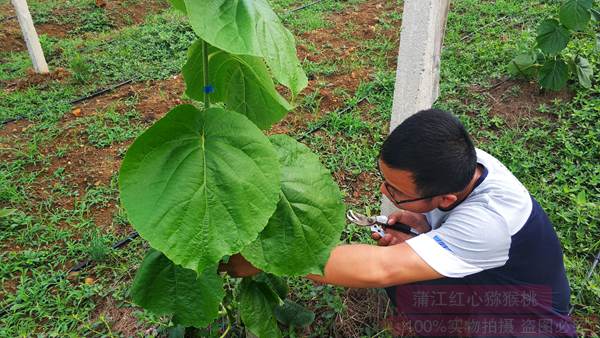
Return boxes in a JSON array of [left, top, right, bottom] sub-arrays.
[[508, 0, 599, 90], [0, 208, 17, 218], [87, 233, 109, 262], [69, 54, 92, 83]]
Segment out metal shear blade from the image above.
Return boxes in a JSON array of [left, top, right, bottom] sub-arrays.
[[346, 210, 386, 237]]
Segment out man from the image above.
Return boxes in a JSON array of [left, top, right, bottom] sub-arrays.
[[224, 109, 575, 337]]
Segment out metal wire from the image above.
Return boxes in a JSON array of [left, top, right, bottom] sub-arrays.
[[569, 250, 600, 316]]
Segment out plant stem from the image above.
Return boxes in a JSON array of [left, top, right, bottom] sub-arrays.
[[202, 39, 210, 108]]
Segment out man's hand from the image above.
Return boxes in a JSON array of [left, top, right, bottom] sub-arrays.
[[218, 253, 261, 277], [372, 209, 431, 246]]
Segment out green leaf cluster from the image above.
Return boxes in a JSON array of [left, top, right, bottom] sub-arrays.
[[508, 0, 597, 90], [119, 0, 344, 335]]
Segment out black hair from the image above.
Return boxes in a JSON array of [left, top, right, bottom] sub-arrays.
[[379, 109, 477, 196]]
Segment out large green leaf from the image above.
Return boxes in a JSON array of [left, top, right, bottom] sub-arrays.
[[574, 56, 593, 88], [274, 300, 315, 328], [239, 278, 282, 338], [536, 19, 571, 55], [183, 40, 292, 130], [130, 250, 224, 328], [119, 105, 280, 272], [539, 58, 569, 91], [255, 273, 288, 300], [559, 0, 592, 31], [242, 135, 345, 276], [183, 0, 307, 96], [508, 52, 538, 77]]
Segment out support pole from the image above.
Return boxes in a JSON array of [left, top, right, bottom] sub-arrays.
[[382, 0, 450, 216], [11, 0, 49, 74]]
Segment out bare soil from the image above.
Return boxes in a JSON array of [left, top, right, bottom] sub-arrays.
[[474, 78, 573, 127], [1, 67, 71, 92]]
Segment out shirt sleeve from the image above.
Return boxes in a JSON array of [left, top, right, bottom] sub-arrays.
[[405, 203, 511, 278]]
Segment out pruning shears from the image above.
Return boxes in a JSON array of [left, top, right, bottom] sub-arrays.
[[346, 210, 421, 237]]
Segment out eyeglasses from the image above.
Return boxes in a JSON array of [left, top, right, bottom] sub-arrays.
[[377, 161, 440, 205]]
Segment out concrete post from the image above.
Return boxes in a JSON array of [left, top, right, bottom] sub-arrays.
[[381, 0, 450, 216], [12, 0, 49, 73]]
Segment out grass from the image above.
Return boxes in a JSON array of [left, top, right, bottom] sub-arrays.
[[0, 0, 598, 336], [1, 11, 195, 122]]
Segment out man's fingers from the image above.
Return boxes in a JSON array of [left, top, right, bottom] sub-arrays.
[[388, 210, 404, 225], [371, 232, 382, 241], [377, 233, 393, 246]]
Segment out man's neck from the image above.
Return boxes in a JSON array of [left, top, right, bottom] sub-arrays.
[[441, 164, 483, 211]]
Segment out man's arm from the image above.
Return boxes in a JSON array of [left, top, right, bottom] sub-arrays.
[[307, 242, 443, 288]]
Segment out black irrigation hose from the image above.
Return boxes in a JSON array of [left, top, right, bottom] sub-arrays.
[[296, 96, 367, 141], [67, 231, 140, 274], [0, 15, 16, 23], [0, 79, 134, 126], [284, 0, 327, 16], [70, 78, 133, 105]]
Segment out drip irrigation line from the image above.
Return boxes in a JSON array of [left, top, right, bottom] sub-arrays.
[[70, 78, 133, 105], [284, 0, 327, 16], [0, 15, 16, 23], [460, 16, 510, 42], [459, 9, 544, 43], [296, 96, 367, 141], [0, 78, 135, 126], [67, 231, 140, 274]]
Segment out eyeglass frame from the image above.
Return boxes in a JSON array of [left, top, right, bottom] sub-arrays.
[[376, 160, 443, 205]]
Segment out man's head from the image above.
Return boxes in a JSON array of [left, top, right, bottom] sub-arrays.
[[378, 109, 477, 212]]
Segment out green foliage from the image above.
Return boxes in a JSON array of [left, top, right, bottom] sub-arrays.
[[257, 273, 289, 300], [559, 0, 593, 30], [536, 19, 571, 55], [83, 107, 144, 148], [69, 54, 92, 84], [242, 135, 345, 276], [119, 1, 345, 333], [183, 0, 307, 96], [508, 0, 597, 90], [507, 52, 538, 77], [573, 55, 594, 87], [183, 40, 292, 129], [239, 277, 282, 338], [274, 299, 315, 328], [539, 57, 569, 90], [130, 250, 224, 327], [0, 208, 17, 218], [168, 0, 186, 13], [119, 105, 281, 273]]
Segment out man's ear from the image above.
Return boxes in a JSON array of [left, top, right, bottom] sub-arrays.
[[438, 194, 458, 209]]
